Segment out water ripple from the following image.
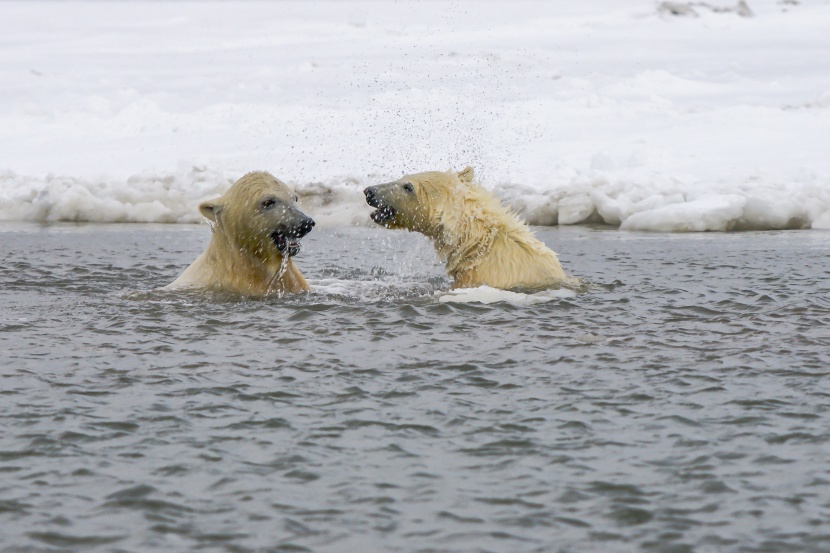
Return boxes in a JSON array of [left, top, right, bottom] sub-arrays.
[[1, 225, 828, 552]]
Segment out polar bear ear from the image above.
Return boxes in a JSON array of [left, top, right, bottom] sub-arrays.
[[199, 199, 224, 223], [457, 166, 475, 184]]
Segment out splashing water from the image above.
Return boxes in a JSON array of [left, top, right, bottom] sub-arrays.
[[266, 255, 291, 297]]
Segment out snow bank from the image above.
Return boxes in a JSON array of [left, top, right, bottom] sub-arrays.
[[1, 0, 829, 231], [0, 166, 231, 224], [3, 165, 828, 231]]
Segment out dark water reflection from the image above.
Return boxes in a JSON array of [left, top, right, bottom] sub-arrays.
[[1, 223, 829, 553]]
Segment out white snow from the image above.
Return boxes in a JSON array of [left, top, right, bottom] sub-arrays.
[[1, 0, 829, 231]]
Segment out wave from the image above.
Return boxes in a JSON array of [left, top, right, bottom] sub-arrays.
[[2, 166, 829, 231]]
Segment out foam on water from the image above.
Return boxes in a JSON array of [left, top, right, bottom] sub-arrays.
[[437, 285, 577, 305], [309, 277, 441, 303]]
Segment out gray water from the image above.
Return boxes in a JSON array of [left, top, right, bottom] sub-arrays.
[[1, 223, 829, 553]]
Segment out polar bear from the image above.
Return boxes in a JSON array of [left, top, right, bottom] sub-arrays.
[[364, 167, 576, 290], [168, 171, 315, 295]]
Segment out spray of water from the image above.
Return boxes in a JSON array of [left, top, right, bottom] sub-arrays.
[[265, 256, 291, 297]]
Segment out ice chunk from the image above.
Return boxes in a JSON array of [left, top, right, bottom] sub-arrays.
[[736, 195, 808, 230], [620, 195, 746, 232], [558, 193, 598, 225]]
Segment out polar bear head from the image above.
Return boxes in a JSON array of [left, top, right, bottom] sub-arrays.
[[363, 167, 475, 234], [199, 171, 315, 260]]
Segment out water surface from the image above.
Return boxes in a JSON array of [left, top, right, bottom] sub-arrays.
[[1, 223, 829, 553]]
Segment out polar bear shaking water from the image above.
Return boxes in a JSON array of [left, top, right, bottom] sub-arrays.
[[364, 167, 576, 290]]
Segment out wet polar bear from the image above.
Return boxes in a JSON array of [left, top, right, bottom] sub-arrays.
[[364, 167, 576, 290], [168, 171, 315, 296]]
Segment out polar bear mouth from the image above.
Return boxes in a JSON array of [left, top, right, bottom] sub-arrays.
[[370, 205, 396, 225], [271, 231, 302, 257]]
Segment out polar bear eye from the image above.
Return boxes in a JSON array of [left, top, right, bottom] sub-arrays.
[[294, 195, 299, 203], [403, 183, 414, 193], [261, 197, 277, 209]]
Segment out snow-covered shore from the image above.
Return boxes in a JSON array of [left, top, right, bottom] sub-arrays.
[[2, 0, 829, 230]]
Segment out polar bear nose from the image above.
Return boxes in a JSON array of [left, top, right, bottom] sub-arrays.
[[291, 215, 315, 238], [364, 186, 380, 207]]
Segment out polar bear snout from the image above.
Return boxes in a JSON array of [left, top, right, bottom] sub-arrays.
[[289, 214, 316, 238], [363, 186, 380, 207], [269, 208, 315, 257], [364, 185, 398, 225], [273, 205, 315, 237]]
